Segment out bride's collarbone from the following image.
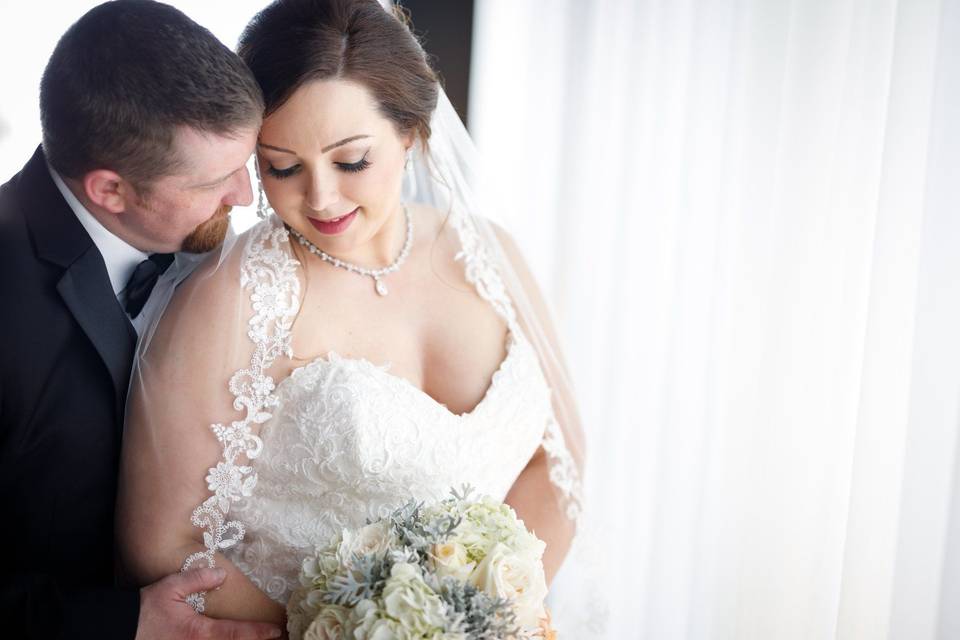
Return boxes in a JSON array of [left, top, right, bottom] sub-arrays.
[[281, 229, 510, 409]]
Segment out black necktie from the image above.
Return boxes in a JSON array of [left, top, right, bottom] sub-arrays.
[[124, 253, 174, 319]]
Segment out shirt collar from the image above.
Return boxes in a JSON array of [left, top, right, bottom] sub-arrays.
[[47, 164, 148, 295]]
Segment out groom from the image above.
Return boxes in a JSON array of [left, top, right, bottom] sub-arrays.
[[0, 2, 279, 638]]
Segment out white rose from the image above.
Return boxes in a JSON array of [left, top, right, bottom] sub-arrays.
[[302, 604, 352, 640], [469, 542, 548, 629], [337, 521, 395, 565], [430, 542, 475, 581]]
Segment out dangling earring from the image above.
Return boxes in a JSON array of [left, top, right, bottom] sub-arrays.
[[254, 159, 270, 220], [403, 147, 417, 199]]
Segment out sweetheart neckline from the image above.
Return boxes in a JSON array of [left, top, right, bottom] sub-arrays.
[[275, 330, 521, 421]]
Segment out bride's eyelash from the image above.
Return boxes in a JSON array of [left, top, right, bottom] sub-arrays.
[[267, 164, 301, 180], [336, 152, 371, 173], [266, 152, 371, 179]]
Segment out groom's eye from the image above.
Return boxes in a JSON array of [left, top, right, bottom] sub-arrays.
[[267, 164, 301, 180]]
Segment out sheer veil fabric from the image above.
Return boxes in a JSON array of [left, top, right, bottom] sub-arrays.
[[117, 87, 597, 631]]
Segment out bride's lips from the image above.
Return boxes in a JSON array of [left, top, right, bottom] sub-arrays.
[[306, 208, 358, 235]]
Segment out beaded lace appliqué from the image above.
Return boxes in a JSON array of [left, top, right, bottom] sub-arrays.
[[181, 219, 300, 613]]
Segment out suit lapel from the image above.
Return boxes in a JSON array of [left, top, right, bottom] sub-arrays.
[[56, 252, 137, 413], [20, 146, 137, 417]]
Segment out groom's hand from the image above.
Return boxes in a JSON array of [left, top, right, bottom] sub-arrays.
[[135, 568, 283, 640]]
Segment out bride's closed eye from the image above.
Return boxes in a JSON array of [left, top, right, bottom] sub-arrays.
[[266, 151, 372, 180], [336, 153, 371, 173], [267, 164, 301, 179]]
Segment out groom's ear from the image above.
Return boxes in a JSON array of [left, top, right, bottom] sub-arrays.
[[82, 170, 132, 214]]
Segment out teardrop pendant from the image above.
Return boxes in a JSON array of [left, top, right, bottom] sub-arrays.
[[374, 278, 388, 296]]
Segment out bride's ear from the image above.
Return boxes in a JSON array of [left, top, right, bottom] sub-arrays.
[[82, 169, 131, 214]]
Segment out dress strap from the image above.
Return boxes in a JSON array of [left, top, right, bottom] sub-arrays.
[[180, 218, 301, 612]]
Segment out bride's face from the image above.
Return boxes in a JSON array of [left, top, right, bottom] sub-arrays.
[[257, 79, 410, 259]]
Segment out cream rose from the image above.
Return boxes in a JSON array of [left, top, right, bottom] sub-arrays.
[[469, 542, 548, 629], [302, 605, 352, 640], [430, 541, 475, 581]]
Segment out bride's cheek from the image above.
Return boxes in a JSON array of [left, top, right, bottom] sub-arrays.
[[270, 184, 298, 213]]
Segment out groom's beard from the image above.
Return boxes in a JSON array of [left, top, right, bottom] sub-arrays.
[[181, 205, 232, 254]]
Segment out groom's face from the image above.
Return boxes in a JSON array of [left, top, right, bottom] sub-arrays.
[[123, 126, 258, 253]]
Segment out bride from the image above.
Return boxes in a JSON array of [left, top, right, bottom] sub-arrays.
[[117, 0, 584, 628]]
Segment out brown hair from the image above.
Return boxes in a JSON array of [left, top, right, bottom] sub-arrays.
[[238, 0, 438, 147], [40, 0, 263, 188]]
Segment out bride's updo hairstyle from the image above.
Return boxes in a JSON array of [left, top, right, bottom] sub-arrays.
[[238, 0, 439, 149]]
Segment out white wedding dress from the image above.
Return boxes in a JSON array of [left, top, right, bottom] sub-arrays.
[[181, 213, 579, 609]]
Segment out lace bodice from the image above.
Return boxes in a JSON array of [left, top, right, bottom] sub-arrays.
[[230, 328, 550, 602], [182, 214, 578, 609]]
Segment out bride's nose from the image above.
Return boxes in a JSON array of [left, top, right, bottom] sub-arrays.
[[305, 173, 340, 212]]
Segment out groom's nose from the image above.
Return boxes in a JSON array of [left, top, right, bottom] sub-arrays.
[[224, 167, 254, 207]]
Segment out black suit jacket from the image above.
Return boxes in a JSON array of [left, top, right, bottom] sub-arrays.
[[0, 147, 140, 639]]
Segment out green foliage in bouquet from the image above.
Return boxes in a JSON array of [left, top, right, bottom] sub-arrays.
[[389, 498, 462, 555], [433, 575, 520, 639], [287, 486, 548, 640], [325, 551, 394, 606]]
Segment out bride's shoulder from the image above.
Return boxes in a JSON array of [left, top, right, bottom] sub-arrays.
[[414, 202, 525, 263], [143, 220, 291, 369], [409, 202, 485, 252], [407, 201, 445, 230], [172, 230, 252, 308], [176, 219, 291, 307]]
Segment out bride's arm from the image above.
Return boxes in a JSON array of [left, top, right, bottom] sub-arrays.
[[505, 448, 577, 585], [116, 264, 285, 626], [492, 225, 583, 585]]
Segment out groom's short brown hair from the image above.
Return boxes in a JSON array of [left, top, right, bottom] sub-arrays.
[[40, 0, 264, 189]]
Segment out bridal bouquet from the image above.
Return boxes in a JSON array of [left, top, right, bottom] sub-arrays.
[[286, 487, 556, 640]]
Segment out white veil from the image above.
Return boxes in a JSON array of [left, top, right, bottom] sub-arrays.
[[406, 93, 605, 635], [404, 90, 585, 520]]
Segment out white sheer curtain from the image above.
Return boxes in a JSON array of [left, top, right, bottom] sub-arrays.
[[470, 0, 960, 638]]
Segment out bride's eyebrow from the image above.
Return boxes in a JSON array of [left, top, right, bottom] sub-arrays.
[[258, 135, 372, 156], [320, 135, 371, 153]]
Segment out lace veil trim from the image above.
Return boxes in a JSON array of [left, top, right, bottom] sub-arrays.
[[180, 219, 300, 612]]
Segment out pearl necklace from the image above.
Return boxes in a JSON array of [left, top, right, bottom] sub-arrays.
[[290, 206, 413, 297]]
